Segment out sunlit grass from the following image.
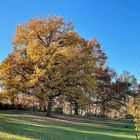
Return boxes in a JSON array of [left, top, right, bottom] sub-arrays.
[[0, 110, 136, 140], [0, 132, 34, 140]]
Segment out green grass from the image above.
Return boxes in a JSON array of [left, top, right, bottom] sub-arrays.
[[0, 110, 136, 140]]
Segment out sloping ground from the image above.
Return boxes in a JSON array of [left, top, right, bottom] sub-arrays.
[[0, 110, 136, 140]]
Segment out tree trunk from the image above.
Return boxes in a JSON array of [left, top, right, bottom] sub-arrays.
[[95, 108, 97, 117], [74, 101, 79, 115], [33, 101, 36, 111], [47, 96, 53, 116], [101, 104, 106, 117], [43, 105, 47, 111], [70, 104, 73, 115], [39, 99, 46, 111], [11, 99, 15, 109]]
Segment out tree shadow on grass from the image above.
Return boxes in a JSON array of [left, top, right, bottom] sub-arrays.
[[0, 116, 136, 140], [0, 111, 134, 132]]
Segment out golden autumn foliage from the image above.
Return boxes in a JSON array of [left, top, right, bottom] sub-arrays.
[[0, 16, 133, 117], [0, 16, 97, 115], [129, 97, 140, 139]]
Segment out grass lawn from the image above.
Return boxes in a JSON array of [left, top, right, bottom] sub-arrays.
[[0, 110, 136, 140]]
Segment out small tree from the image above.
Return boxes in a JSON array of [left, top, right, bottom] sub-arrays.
[[129, 95, 140, 140]]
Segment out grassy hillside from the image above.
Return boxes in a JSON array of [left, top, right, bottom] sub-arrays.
[[0, 110, 136, 140]]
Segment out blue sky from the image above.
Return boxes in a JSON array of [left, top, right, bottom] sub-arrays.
[[0, 0, 140, 80]]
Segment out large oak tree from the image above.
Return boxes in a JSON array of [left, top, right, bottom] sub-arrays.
[[0, 16, 96, 115]]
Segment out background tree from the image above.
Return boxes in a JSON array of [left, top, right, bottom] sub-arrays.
[[129, 82, 140, 140], [129, 95, 140, 140]]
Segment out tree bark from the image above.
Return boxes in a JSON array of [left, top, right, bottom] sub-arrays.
[[70, 103, 73, 115], [43, 105, 47, 111], [47, 96, 53, 116], [39, 99, 46, 111], [11, 99, 15, 109], [101, 104, 106, 117], [74, 101, 79, 115]]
